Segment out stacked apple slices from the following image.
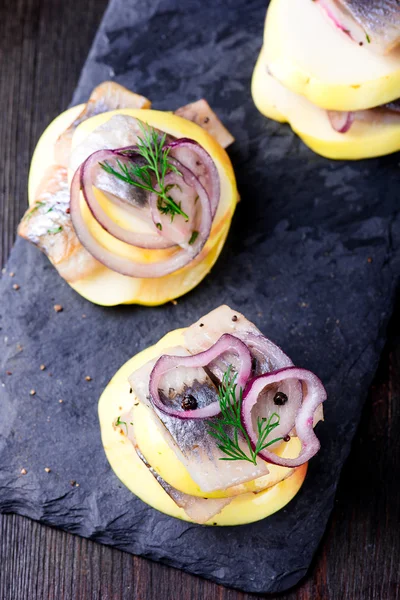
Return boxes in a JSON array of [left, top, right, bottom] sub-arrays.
[[99, 306, 326, 526], [252, 0, 400, 160], [19, 83, 238, 307]]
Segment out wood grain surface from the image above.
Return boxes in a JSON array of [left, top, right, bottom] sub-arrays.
[[0, 1, 399, 599]]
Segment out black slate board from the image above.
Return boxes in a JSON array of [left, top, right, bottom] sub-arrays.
[[0, 0, 399, 594]]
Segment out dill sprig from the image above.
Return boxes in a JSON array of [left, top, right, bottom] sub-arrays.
[[24, 201, 46, 221], [207, 367, 283, 465], [99, 122, 188, 224], [47, 226, 63, 235], [115, 415, 128, 435]]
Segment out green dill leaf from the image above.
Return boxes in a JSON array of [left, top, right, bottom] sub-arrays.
[[24, 201, 46, 220], [115, 415, 128, 435], [167, 161, 183, 177], [206, 367, 283, 464], [99, 123, 189, 222], [188, 231, 199, 245], [366, 33, 371, 43], [165, 183, 182, 194], [47, 226, 63, 235]]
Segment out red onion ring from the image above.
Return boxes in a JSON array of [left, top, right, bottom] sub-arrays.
[[327, 111, 354, 134], [203, 331, 302, 416], [235, 332, 303, 442], [166, 139, 220, 218], [317, 0, 366, 47], [318, 0, 352, 37], [236, 332, 294, 371], [241, 367, 327, 467], [149, 334, 252, 419], [80, 149, 174, 250], [70, 167, 212, 278]]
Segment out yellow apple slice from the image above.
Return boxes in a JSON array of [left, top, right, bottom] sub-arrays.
[[252, 48, 400, 160], [264, 0, 400, 111], [133, 395, 301, 498], [99, 327, 308, 525]]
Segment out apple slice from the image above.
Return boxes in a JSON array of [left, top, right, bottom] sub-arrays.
[[252, 48, 400, 160], [264, 0, 400, 111]]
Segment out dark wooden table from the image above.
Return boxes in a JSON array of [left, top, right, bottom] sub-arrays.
[[0, 1, 399, 598]]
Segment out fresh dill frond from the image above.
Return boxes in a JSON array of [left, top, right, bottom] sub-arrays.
[[99, 122, 188, 222], [47, 226, 63, 235], [24, 201, 46, 221], [188, 231, 199, 245], [207, 367, 283, 465], [115, 415, 128, 435]]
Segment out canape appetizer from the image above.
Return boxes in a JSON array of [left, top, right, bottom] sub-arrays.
[[99, 306, 326, 526], [19, 82, 237, 306], [252, 0, 400, 160]]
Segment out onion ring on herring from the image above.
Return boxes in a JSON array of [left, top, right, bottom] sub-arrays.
[[149, 158, 212, 250], [149, 334, 252, 419], [80, 148, 174, 249], [166, 139, 220, 218], [241, 367, 327, 467], [70, 167, 211, 278]]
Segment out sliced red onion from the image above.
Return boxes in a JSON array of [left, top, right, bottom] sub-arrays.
[[70, 167, 211, 278], [317, 0, 366, 47], [166, 139, 220, 218], [241, 367, 327, 467], [204, 331, 302, 411], [80, 149, 174, 250], [318, 0, 351, 37], [327, 111, 354, 133], [149, 158, 211, 251], [149, 334, 252, 419], [235, 332, 303, 442]]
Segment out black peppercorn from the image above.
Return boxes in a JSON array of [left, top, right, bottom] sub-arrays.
[[283, 435, 291, 442], [273, 391, 288, 406], [232, 315, 238, 322], [181, 395, 198, 410]]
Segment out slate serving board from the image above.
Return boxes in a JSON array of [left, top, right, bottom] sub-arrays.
[[0, 0, 399, 594]]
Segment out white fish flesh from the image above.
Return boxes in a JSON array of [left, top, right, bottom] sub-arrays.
[[129, 346, 269, 493]]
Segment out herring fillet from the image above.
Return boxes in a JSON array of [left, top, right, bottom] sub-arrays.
[[134, 444, 231, 524], [18, 166, 99, 282], [174, 99, 235, 148], [128, 346, 269, 493], [184, 305, 323, 431], [338, 0, 400, 53], [55, 81, 151, 167]]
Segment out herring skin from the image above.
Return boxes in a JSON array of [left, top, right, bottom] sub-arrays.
[[339, 0, 400, 54]]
